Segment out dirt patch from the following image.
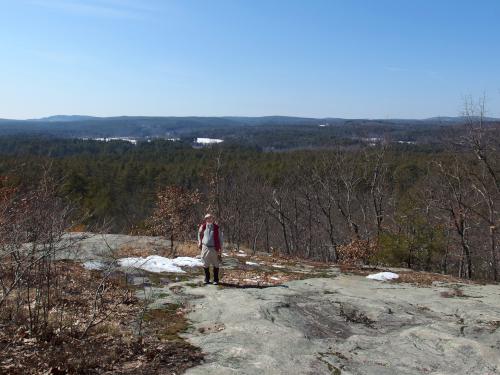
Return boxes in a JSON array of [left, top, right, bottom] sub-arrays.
[[220, 268, 308, 287]]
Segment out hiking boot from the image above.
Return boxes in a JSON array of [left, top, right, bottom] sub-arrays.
[[203, 267, 211, 284], [213, 267, 220, 285]]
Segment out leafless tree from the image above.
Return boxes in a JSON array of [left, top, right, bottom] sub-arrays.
[[146, 185, 201, 255]]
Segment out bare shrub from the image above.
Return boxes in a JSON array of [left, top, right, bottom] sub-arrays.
[[145, 185, 201, 255], [0, 174, 74, 336], [337, 239, 378, 265]]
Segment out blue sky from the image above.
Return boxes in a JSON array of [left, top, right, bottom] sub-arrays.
[[1, 0, 499, 119]]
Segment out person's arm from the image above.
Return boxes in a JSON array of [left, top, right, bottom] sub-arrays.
[[197, 225, 202, 249]]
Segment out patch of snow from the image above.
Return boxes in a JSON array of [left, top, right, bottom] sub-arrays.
[[118, 255, 203, 273], [270, 277, 281, 281], [83, 260, 105, 270], [171, 257, 205, 267], [272, 264, 285, 268], [196, 137, 223, 144], [222, 252, 229, 257], [246, 261, 259, 266], [91, 137, 137, 145], [397, 140, 416, 145], [366, 272, 399, 281], [236, 253, 247, 257]]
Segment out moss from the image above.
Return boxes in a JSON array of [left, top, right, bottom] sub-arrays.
[[142, 303, 190, 341], [141, 271, 196, 287], [153, 292, 169, 299]]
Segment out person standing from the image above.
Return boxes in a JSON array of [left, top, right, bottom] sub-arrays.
[[198, 214, 223, 284]]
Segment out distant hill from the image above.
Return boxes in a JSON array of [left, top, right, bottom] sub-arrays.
[[0, 115, 497, 149], [32, 115, 100, 122]]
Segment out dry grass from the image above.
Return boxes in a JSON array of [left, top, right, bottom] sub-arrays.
[[339, 264, 381, 276], [115, 244, 158, 258], [395, 271, 473, 286], [339, 264, 474, 287], [0, 261, 203, 375], [67, 223, 87, 232], [221, 268, 307, 287], [174, 241, 201, 258], [115, 241, 201, 259]]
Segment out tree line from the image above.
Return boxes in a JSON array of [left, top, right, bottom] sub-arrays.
[[0, 116, 498, 281]]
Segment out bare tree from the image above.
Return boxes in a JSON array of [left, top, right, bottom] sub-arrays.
[[460, 96, 499, 280], [432, 157, 475, 278], [146, 185, 201, 255]]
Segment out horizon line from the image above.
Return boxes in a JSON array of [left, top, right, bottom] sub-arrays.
[[2, 114, 496, 122]]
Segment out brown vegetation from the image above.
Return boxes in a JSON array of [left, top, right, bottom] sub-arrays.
[[220, 268, 307, 287], [0, 262, 202, 374], [0, 176, 203, 374]]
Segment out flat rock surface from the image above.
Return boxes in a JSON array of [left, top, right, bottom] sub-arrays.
[[56, 232, 173, 261], [181, 276, 500, 375], [65, 234, 500, 375]]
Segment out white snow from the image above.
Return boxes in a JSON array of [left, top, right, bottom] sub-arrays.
[[170, 257, 205, 267], [196, 137, 223, 144], [366, 272, 399, 281], [92, 137, 137, 145], [270, 276, 281, 281], [118, 255, 203, 273], [245, 261, 259, 266], [236, 253, 248, 257], [272, 264, 285, 268]]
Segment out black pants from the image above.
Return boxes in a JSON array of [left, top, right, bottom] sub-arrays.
[[204, 267, 219, 283]]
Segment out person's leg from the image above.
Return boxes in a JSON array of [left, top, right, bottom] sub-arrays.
[[213, 267, 219, 284], [201, 245, 211, 284], [203, 267, 211, 284]]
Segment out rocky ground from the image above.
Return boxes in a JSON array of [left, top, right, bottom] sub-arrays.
[[67, 233, 500, 375]]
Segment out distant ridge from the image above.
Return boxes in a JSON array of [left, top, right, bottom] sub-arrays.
[[425, 116, 500, 122], [14, 115, 500, 123], [32, 115, 100, 122], [0, 115, 497, 140]]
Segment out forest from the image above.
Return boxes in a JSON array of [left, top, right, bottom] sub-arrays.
[[0, 116, 498, 281]]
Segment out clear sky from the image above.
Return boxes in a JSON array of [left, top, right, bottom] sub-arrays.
[[1, 0, 499, 119]]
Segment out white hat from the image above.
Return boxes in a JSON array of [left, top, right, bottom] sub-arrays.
[[204, 213, 214, 219]]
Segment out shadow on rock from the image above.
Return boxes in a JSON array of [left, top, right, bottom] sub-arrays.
[[218, 282, 289, 289]]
